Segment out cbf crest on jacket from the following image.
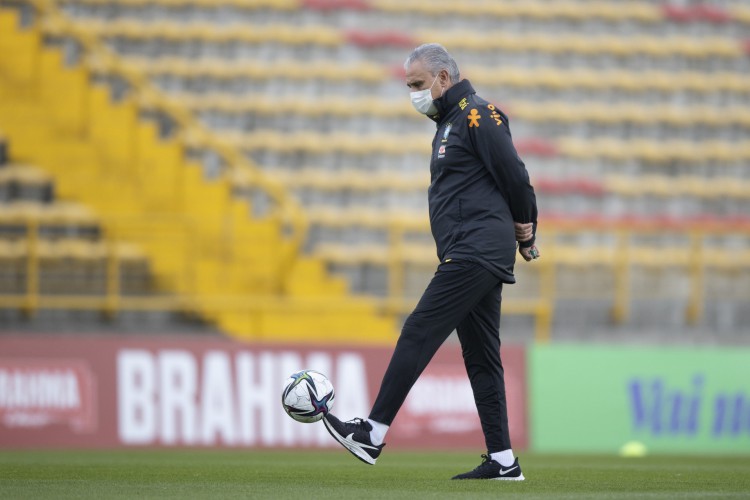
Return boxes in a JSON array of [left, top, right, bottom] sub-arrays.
[[426, 79, 538, 283]]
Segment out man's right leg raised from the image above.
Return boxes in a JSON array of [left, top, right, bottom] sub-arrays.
[[324, 261, 499, 464]]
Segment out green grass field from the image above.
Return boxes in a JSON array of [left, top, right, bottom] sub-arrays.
[[1, 450, 748, 499]]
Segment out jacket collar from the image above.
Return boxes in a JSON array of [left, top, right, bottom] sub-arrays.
[[430, 79, 476, 124]]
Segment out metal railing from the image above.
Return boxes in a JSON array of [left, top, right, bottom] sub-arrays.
[[2, 215, 749, 341]]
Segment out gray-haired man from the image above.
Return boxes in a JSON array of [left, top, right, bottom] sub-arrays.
[[324, 43, 539, 480]]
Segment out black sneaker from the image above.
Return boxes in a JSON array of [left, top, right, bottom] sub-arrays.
[[322, 414, 385, 465], [451, 455, 525, 481]]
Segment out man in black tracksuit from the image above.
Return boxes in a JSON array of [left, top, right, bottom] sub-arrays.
[[323, 43, 539, 480]]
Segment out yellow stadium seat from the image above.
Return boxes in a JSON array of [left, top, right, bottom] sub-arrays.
[[0, 164, 52, 190], [373, 2, 704, 27], [0, 202, 97, 235], [558, 137, 747, 164], [730, 5, 750, 25]]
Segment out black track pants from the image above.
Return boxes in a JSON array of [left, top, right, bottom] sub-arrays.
[[368, 259, 511, 452]]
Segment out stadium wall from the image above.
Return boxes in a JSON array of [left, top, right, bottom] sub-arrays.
[[0, 335, 527, 450]]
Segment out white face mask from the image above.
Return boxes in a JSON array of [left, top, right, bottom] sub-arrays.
[[410, 75, 440, 116]]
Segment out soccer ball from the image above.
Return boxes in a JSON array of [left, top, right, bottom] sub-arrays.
[[281, 370, 335, 423]]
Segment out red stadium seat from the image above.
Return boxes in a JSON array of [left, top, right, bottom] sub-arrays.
[[345, 30, 416, 48], [693, 5, 732, 24], [534, 178, 605, 196], [515, 138, 558, 158], [662, 4, 732, 24]]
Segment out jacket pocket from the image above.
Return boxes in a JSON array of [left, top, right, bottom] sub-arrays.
[[447, 199, 466, 247]]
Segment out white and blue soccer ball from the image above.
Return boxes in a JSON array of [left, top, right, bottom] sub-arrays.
[[281, 370, 335, 423]]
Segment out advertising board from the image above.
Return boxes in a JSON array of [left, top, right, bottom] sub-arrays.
[[530, 344, 750, 454], [0, 335, 527, 450]]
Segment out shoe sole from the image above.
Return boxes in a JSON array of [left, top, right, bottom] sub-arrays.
[[493, 474, 525, 481], [322, 418, 377, 465]]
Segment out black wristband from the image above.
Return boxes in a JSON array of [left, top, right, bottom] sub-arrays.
[[519, 235, 536, 248]]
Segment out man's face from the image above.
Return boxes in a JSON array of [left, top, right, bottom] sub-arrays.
[[405, 60, 446, 99]]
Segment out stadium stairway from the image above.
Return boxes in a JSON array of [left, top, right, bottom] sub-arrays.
[[0, 8, 396, 343]]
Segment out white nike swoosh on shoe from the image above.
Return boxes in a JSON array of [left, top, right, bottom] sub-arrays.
[[498, 466, 518, 475], [344, 433, 379, 451]]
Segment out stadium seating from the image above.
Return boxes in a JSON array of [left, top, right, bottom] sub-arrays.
[[0, 6, 398, 342], [0, 131, 152, 304], [52, 0, 750, 27], [172, 93, 750, 128], [65, 18, 746, 60], [0, 164, 54, 203], [2, 0, 749, 339], [114, 57, 750, 95], [0, 195, 151, 302]]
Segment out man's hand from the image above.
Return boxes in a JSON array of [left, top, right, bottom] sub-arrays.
[[514, 222, 534, 243], [519, 245, 540, 262], [515, 222, 539, 261]]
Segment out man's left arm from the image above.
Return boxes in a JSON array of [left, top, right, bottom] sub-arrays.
[[466, 104, 540, 259]]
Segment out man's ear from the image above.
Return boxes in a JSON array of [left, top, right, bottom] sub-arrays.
[[440, 69, 450, 86]]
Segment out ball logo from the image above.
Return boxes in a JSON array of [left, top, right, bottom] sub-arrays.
[[282, 370, 335, 423]]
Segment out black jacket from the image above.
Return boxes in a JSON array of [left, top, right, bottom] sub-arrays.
[[426, 79, 538, 284]]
